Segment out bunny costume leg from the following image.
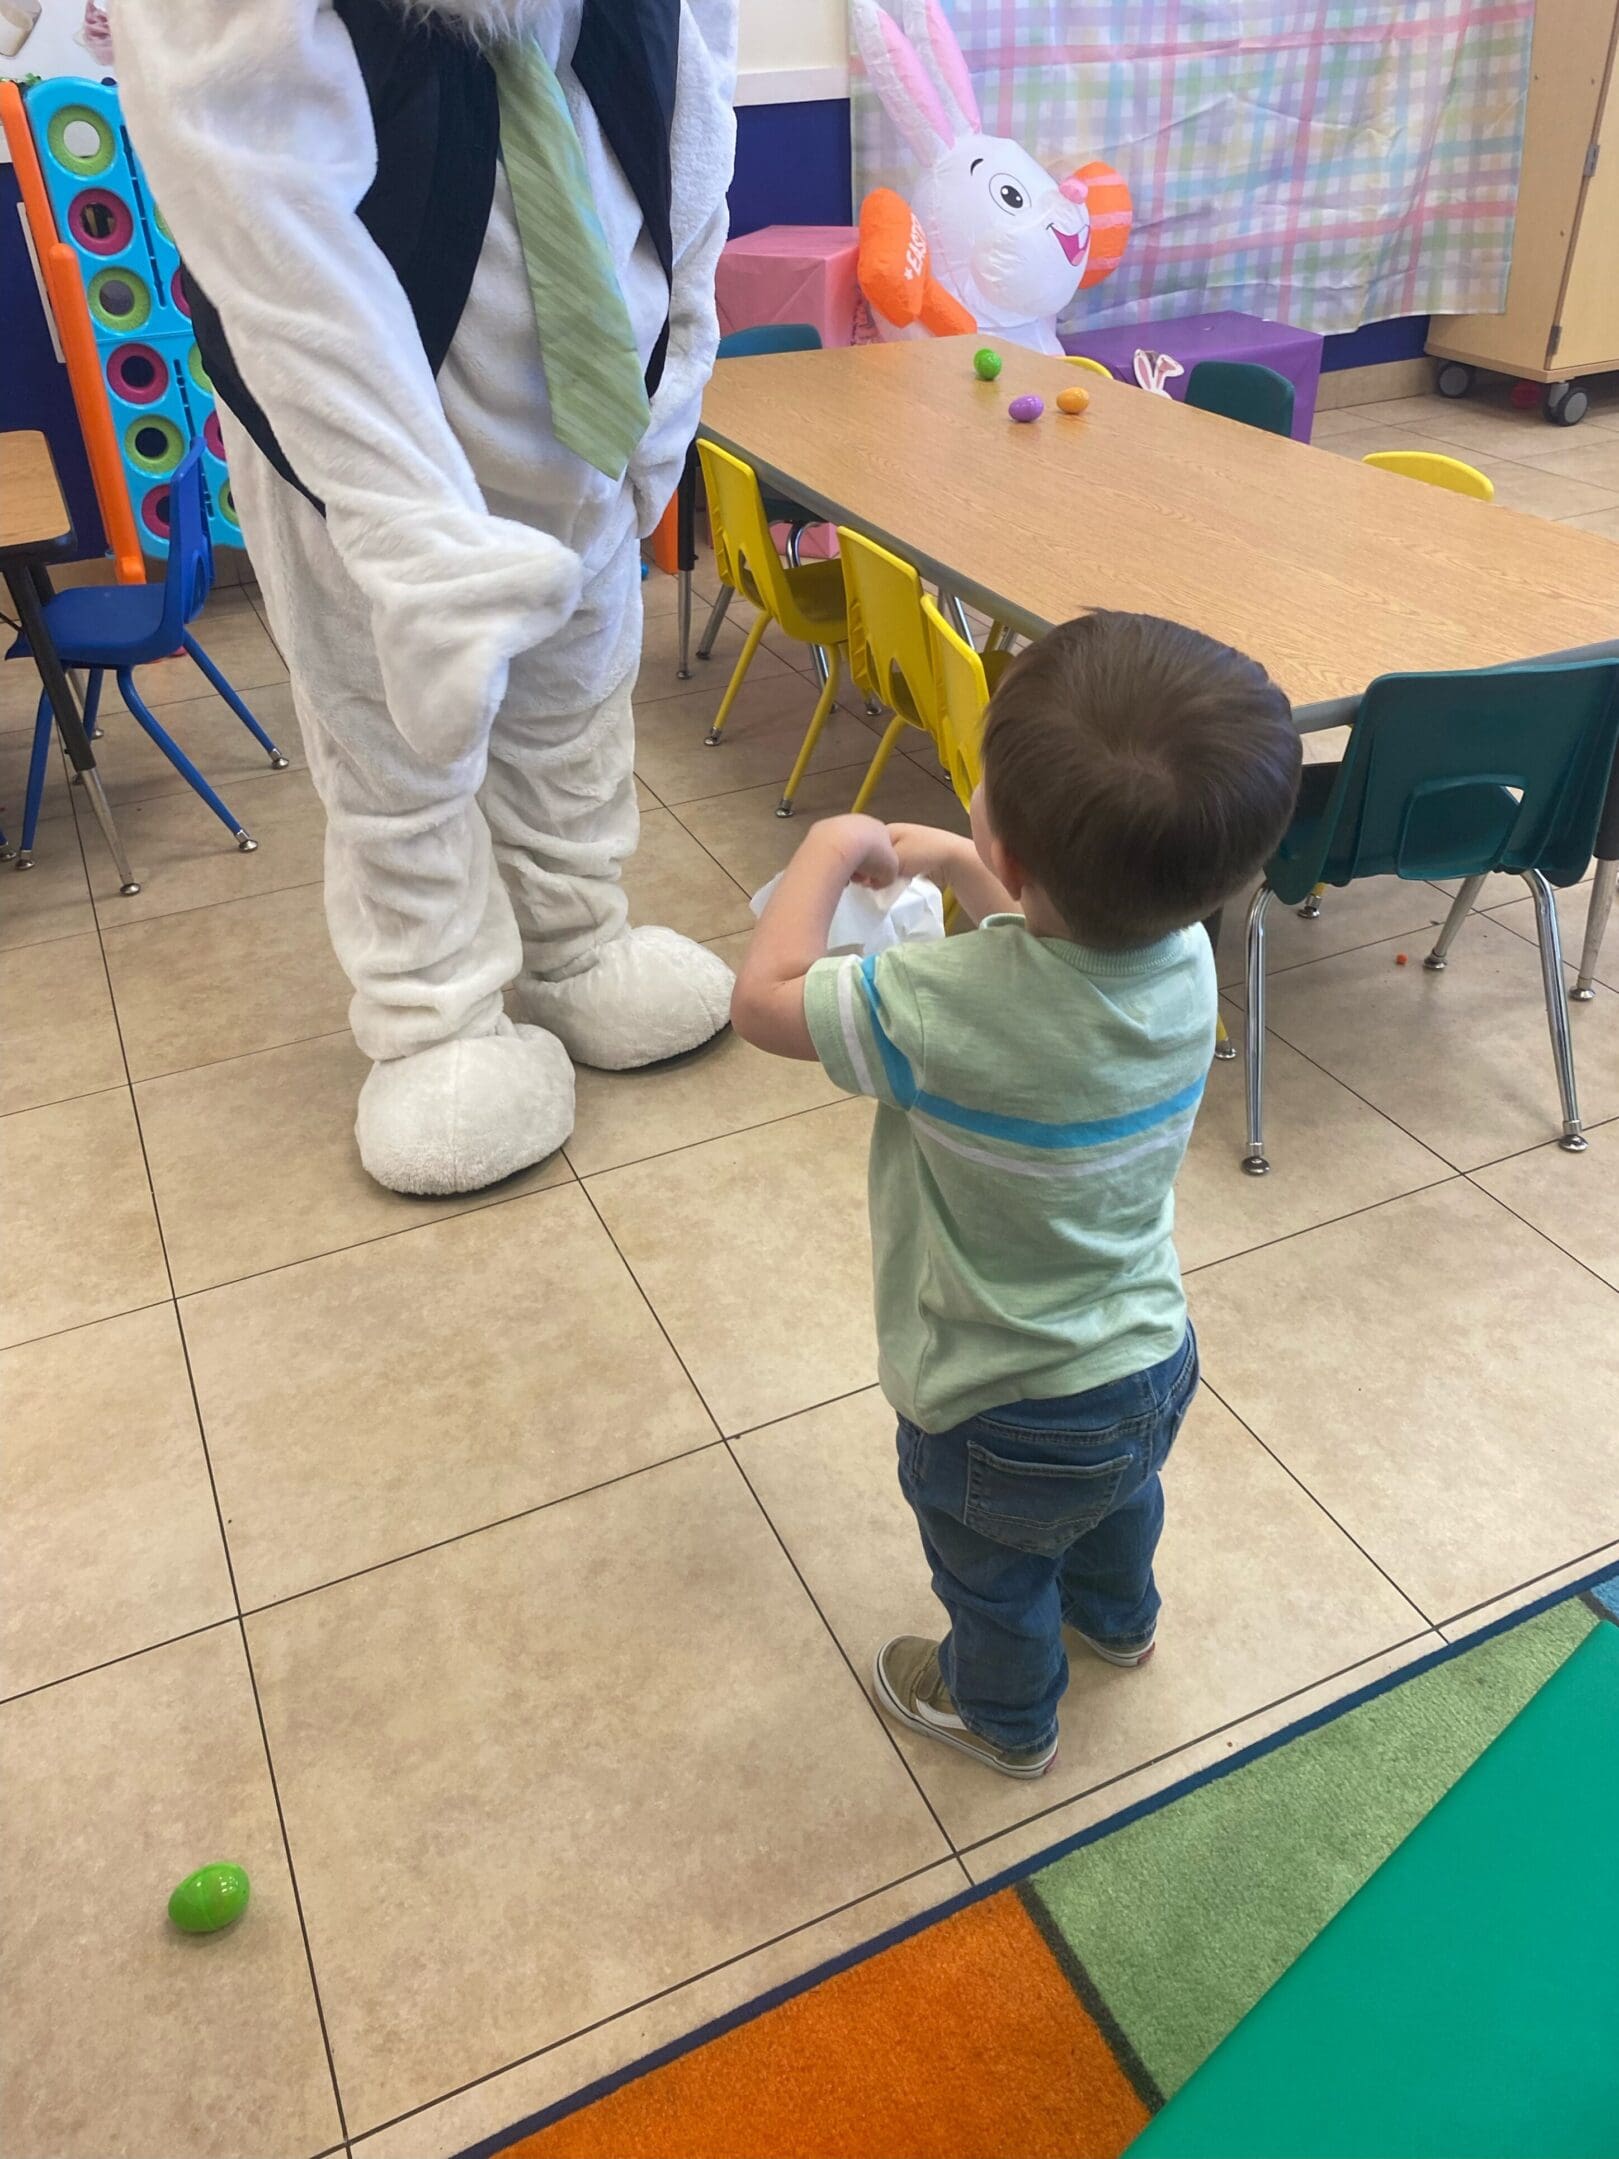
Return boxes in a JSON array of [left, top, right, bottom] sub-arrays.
[[230, 421, 575, 1195], [482, 500, 732, 1070]]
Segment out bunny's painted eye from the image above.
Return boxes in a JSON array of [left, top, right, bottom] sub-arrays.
[[991, 174, 1027, 213]]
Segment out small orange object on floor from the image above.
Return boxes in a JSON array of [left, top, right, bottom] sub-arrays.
[[510, 1893, 1149, 2159], [1396, 953, 1409, 966]]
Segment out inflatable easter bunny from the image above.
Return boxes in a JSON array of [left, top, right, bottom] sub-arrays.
[[853, 0, 1131, 355]]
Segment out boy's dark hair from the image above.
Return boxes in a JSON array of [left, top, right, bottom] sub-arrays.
[[980, 611, 1301, 946]]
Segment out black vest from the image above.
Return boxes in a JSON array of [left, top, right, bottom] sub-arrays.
[[185, 0, 680, 512]]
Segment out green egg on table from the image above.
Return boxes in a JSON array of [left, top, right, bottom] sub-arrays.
[[973, 347, 1003, 380], [167, 1862, 250, 1935]]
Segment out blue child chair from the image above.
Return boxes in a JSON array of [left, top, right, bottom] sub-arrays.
[[6, 440, 286, 867], [1242, 658, 1619, 1173]]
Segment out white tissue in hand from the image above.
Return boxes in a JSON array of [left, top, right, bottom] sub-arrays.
[[750, 872, 946, 957]]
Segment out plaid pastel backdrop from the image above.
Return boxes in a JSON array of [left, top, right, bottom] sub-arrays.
[[850, 0, 1535, 335]]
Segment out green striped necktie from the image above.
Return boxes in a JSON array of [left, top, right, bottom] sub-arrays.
[[491, 38, 653, 481]]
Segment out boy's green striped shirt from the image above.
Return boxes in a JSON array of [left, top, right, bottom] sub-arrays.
[[804, 915, 1217, 1432]]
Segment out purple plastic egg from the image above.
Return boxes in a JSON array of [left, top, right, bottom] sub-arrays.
[[1008, 394, 1045, 423]]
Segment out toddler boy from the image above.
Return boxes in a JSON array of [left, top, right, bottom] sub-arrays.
[[732, 611, 1301, 1775]]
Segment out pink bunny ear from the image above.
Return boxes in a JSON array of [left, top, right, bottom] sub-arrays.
[[851, 0, 955, 166], [901, 0, 982, 137]]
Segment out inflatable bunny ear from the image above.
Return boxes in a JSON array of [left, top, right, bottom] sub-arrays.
[[851, 0, 958, 167], [899, 0, 982, 138]]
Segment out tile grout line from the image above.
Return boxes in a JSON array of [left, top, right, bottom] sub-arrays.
[[1183, 1170, 1463, 1281], [76, 845, 355, 2149], [1195, 1372, 1438, 1628], [1454, 1168, 1619, 1303], [1, 1613, 238, 1710], [1215, 969, 1481, 1175], [1463, 1109, 1618, 1176], [343, 1855, 968, 2150], [1437, 1536, 1619, 1637], [723, 1439, 956, 1852], [230, 1434, 730, 1622]]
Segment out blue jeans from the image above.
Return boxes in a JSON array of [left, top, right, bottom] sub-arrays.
[[896, 1329, 1198, 1753]]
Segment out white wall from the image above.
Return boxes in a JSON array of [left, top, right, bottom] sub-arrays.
[[736, 0, 849, 104]]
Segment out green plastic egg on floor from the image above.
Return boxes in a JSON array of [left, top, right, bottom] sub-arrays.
[[168, 1862, 250, 1935], [973, 347, 1003, 380]]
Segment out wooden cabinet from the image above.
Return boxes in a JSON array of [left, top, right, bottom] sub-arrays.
[[1428, 0, 1619, 423]]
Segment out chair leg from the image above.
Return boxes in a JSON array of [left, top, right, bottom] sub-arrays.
[[1424, 875, 1487, 970], [1242, 885, 1274, 1174], [778, 648, 844, 817], [850, 716, 909, 815], [180, 631, 289, 767], [81, 666, 104, 745], [784, 525, 831, 688], [1571, 858, 1616, 1002], [1523, 869, 1587, 1152], [704, 611, 768, 747], [1298, 882, 1324, 919], [676, 567, 694, 679], [695, 585, 733, 661], [116, 668, 257, 849], [16, 690, 56, 865]]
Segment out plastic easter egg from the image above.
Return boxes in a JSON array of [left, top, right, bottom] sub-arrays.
[[168, 1863, 250, 1935], [973, 347, 1003, 380], [1056, 385, 1090, 415], [1008, 394, 1044, 423]]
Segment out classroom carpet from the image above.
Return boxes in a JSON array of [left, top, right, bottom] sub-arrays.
[[462, 1583, 1612, 2159]]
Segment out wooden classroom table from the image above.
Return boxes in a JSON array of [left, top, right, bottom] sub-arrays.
[[1, 430, 139, 891], [699, 337, 1619, 731]]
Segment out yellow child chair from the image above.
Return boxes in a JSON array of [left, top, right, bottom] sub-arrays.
[[1361, 449, 1494, 500], [918, 594, 988, 807], [1299, 446, 1495, 918], [838, 526, 1013, 816], [696, 438, 850, 816], [1065, 355, 1115, 380]]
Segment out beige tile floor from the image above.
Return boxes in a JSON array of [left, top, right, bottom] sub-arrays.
[[4, 383, 1619, 2159]]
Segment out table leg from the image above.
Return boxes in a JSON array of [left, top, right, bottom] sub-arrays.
[[5, 564, 140, 895], [942, 590, 974, 645]]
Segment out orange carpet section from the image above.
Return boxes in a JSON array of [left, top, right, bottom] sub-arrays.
[[508, 1892, 1149, 2159]]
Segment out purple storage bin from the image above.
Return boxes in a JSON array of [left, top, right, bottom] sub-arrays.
[[1061, 310, 1324, 441]]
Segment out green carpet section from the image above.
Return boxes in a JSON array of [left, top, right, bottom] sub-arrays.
[[1026, 1600, 1596, 2099], [1128, 1620, 1619, 2159]]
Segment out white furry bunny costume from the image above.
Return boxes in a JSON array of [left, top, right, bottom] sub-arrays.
[[114, 0, 738, 1194]]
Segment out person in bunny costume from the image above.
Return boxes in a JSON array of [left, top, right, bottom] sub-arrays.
[[112, 0, 739, 1195], [852, 0, 1130, 355]]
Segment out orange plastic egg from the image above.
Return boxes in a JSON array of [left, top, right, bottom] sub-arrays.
[[1056, 385, 1090, 415]]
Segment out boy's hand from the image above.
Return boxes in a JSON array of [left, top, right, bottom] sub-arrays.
[[732, 814, 896, 1062], [884, 822, 958, 886], [822, 814, 900, 890]]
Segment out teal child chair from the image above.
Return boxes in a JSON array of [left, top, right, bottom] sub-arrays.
[[678, 323, 825, 678], [1185, 360, 1296, 438], [1241, 659, 1619, 1173]]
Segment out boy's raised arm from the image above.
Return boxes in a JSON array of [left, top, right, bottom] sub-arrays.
[[731, 815, 898, 1059]]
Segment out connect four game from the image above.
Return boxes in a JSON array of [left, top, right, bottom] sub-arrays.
[[13, 76, 239, 562]]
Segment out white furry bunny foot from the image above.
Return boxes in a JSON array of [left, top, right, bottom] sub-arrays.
[[512, 926, 733, 1071], [355, 1019, 574, 1195]]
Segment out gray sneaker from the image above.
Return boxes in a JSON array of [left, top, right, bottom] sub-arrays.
[[872, 1636, 1057, 1779], [1067, 1624, 1157, 1668]]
